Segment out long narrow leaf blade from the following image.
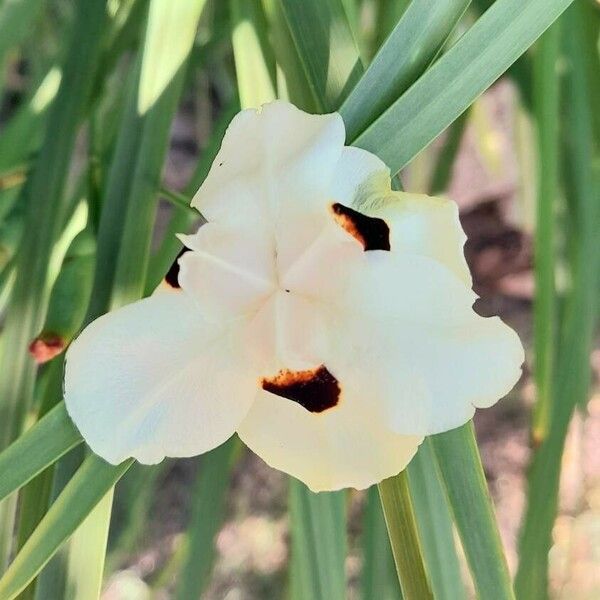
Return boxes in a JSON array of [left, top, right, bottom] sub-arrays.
[[340, 0, 471, 140], [515, 5, 600, 597], [431, 424, 514, 600], [288, 480, 347, 600], [407, 440, 465, 599], [531, 21, 561, 443], [353, 0, 576, 173], [0, 456, 132, 600], [279, 0, 363, 111], [0, 403, 81, 505]]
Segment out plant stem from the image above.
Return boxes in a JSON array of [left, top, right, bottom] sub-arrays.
[[531, 20, 560, 445], [378, 471, 433, 600]]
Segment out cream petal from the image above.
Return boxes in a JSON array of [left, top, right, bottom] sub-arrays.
[[178, 222, 276, 322], [366, 193, 472, 286], [64, 291, 259, 465], [192, 101, 345, 229], [320, 253, 524, 436], [332, 146, 471, 285], [242, 290, 332, 374], [286, 232, 476, 321], [331, 146, 389, 207], [238, 389, 422, 492], [326, 308, 524, 436]]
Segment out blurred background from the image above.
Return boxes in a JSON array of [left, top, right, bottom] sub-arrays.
[[0, 1, 598, 599]]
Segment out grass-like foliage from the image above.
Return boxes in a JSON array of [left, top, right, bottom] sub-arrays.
[[0, 1, 597, 599]]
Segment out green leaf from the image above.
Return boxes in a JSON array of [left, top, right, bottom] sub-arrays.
[[88, 0, 207, 316], [0, 403, 82, 506], [353, 0, 576, 174], [0, 455, 132, 600], [427, 109, 469, 195], [174, 438, 239, 600], [361, 487, 402, 600], [231, 0, 276, 108], [61, 488, 114, 600], [515, 5, 600, 597], [431, 424, 514, 600], [288, 480, 347, 600], [137, 0, 207, 114], [530, 20, 561, 443], [378, 472, 433, 600], [0, 0, 45, 66], [407, 440, 465, 599], [0, 0, 108, 567], [279, 0, 363, 111], [340, 0, 471, 141]]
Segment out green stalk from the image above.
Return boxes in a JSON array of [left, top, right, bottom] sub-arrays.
[[431, 424, 514, 600], [428, 109, 470, 195], [515, 5, 600, 598], [378, 472, 433, 600], [530, 21, 561, 445]]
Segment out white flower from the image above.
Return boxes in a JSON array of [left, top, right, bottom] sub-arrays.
[[64, 101, 524, 492]]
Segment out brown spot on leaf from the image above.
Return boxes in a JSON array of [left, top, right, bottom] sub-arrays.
[[29, 334, 65, 364], [164, 248, 190, 289], [331, 203, 390, 251], [261, 365, 340, 413]]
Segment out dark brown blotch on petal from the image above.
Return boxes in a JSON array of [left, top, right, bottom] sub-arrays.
[[261, 365, 340, 413], [164, 248, 190, 289], [331, 203, 390, 251]]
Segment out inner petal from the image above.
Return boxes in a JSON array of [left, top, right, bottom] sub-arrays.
[[242, 291, 331, 373], [178, 223, 277, 322]]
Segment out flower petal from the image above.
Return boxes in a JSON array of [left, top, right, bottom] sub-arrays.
[[328, 308, 523, 436], [332, 150, 471, 285], [64, 291, 259, 465], [281, 229, 523, 435], [242, 290, 332, 374], [318, 253, 524, 435], [238, 389, 422, 492], [366, 193, 472, 286], [331, 146, 389, 206], [178, 222, 276, 322], [192, 101, 345, 228]]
